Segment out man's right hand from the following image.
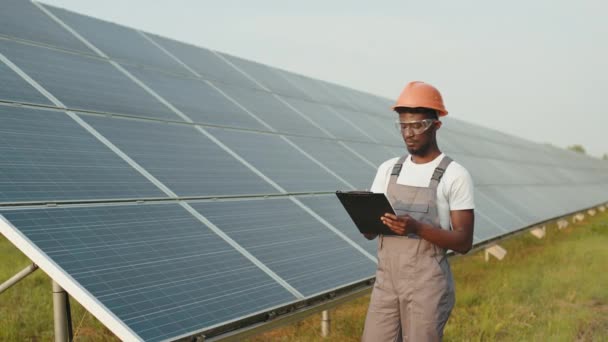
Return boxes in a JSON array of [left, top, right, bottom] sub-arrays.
[[362, 233, 377, 240]]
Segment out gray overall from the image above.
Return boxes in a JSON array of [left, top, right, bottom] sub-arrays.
[[362, 155, 455, 342]]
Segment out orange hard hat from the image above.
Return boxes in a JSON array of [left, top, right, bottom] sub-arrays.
[[391, 81, 448, 116]]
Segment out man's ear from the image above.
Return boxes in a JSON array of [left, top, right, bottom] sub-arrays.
[[434, 120, 442, 130]]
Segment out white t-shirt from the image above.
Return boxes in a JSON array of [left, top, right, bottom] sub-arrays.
[[370, 153, 475, 230]]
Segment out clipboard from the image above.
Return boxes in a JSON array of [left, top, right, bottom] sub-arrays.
[[336, 191, 397, 235]]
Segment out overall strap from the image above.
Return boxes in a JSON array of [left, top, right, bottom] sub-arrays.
[[429, 155, 453, 189], [389, 155, 408, 185]]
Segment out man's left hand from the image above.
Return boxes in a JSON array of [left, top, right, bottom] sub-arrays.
[[380, 213, 418, 236]]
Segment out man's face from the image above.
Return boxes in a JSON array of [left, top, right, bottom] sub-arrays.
[[397, 112, 439, 155]]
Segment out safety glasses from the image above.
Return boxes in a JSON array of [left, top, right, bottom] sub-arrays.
[[394, 119, 437, 135]]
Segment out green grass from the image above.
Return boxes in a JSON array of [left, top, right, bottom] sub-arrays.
[[1, 209, 607, 341], [0, 237, 118, 341]]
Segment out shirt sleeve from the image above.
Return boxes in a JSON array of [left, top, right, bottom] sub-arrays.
[[370, 158, 397, 194], [447, 166, 475, 210]]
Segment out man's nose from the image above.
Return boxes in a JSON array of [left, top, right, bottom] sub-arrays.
[[403, 128, 415, 137]]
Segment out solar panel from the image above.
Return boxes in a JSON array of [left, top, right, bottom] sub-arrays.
[[1, 2, 607, 341], [287, 136, 377, 189], [0, 0, 91, 53], [189, 198, 376, 296], [477, 186, 540, 226], [331, 106, 402, 145], [43, 4, 190, 75], [214, 83, 331, 137], [0, 55, 53, 106], [0, 203, 297, 341], [470, 212, 505, 242], [79, 115, 278, 197], [324, 83, 382, 115], [297, 195, 378, 255], [144, 33, 263, 90], [0, 105, 165, 203], [219, 53, 313, 100], [279, 97, 371, 142], [275, 70, 348, 108], [0, 40, 179, 121], [122, 64, 268, 130], [207, 127, 353, 192], [340, 141, 398, 167]]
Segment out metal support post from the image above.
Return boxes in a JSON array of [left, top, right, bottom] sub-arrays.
[[0, 264, 38, 294], [53, 280, 69, 342], [321, 310, 331, 338]]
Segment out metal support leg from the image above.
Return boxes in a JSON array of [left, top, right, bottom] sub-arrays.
[[53, 280, 69, 342], [0, 264, 38, 294], [321, 310, 330, 338]]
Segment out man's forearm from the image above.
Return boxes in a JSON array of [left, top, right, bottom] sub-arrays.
[[412, 221, 472, 254]]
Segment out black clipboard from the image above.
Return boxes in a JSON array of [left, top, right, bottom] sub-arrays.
[[336, 191, 397, 235]]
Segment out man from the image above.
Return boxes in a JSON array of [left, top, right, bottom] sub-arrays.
[[362, 81, 475, 342]]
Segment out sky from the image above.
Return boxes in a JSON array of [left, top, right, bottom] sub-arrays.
[[42, 0, 608, 158]]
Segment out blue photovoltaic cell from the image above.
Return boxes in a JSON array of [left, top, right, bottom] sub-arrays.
[[473, 188, 523, 232], [214, 83, 330, 138], [80, 115, 277, 197], [0, 0, 91, 53], [147, 34, 263, 90], [0, 40, 179, 121], [368, 94, 394, 113], [220, 53, 312, 100], [0, 106, 165, 203], [0, 60, 52, 106], [347, 88, 390, 116], [43, 4, 189, 74], [0, 203, 296, 342], [448, 153, 508, 186], [190, 198, 376, 296], [279, 97, 372, 142], [207, 127, 350, 192], [297, 195, 378, 255], [472, 211, 508, 242], [341, 141, 398, 168], [276, 70, 345, 107], [477, 186, 540, 227], [287, 136, 377, 189], [331, 106, 401, 145], [520, 186, 574, 220], [123, 65, 268, 130], [324, 83, 380, 114]]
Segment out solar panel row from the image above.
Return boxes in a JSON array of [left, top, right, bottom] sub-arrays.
[[1, 1, 607, 341]]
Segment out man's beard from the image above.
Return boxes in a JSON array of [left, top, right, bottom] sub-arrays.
[[406, 141, 431, 156]]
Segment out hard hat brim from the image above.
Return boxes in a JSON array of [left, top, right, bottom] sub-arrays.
[[391, 105, 448, 117]]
